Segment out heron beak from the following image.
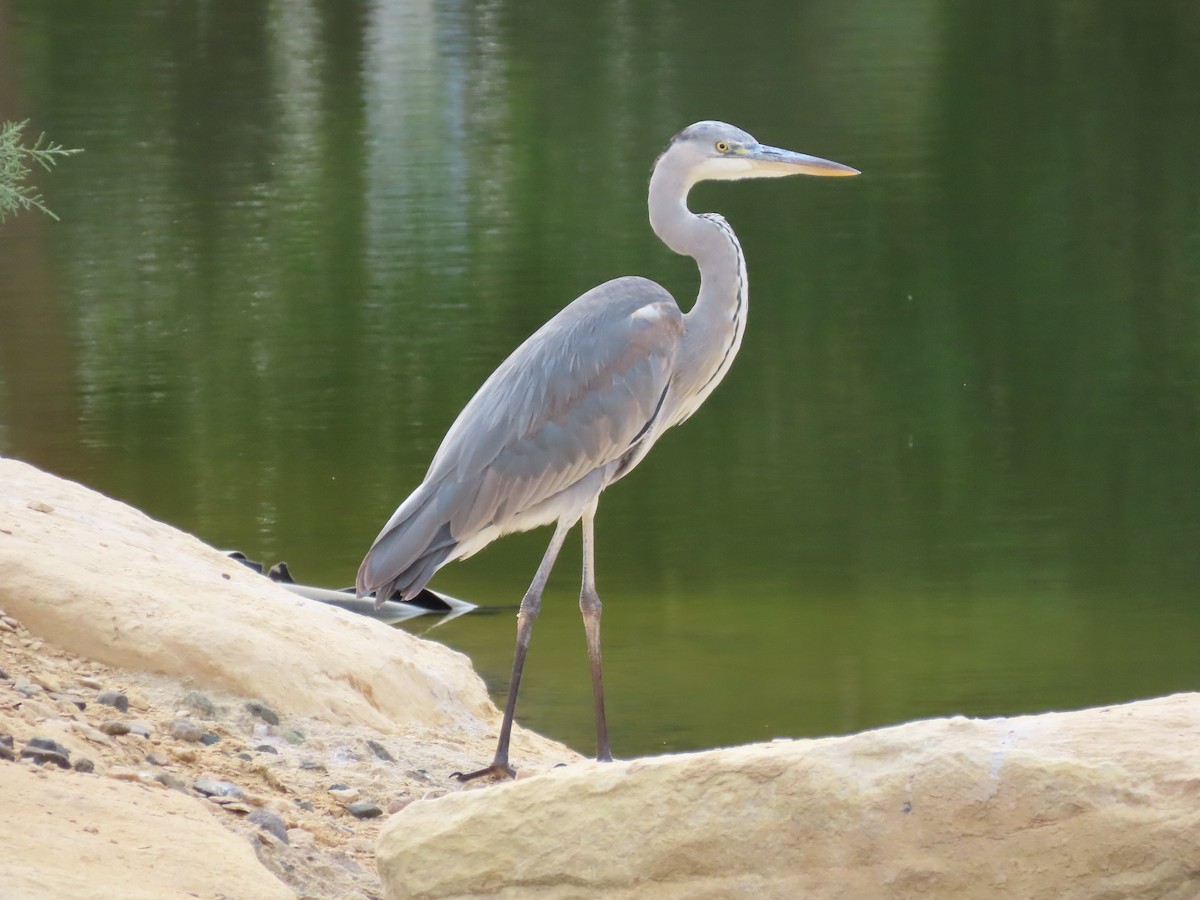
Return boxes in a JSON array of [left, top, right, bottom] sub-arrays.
[[747, 144, 860, 177]]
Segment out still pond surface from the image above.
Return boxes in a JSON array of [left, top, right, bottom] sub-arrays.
[[2, 2, 1199, 758]]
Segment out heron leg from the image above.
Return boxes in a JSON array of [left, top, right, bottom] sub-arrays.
[[454, 518, 573, 783], [580, 506, 612, 762]]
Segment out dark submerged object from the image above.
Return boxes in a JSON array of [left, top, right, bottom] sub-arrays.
[[224, 551, 475, 624]]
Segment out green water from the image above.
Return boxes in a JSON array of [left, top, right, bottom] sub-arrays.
[[2, 2, 1199, 759]]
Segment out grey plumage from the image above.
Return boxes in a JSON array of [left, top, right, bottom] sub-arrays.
[[357, 276, 682, 601], [356, 121, 857, 778]]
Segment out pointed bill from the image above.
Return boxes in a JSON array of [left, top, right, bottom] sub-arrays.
[[747, 144, 860, 177]]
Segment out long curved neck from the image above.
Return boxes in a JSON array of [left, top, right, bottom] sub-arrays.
[[648, 159, 749, 425]]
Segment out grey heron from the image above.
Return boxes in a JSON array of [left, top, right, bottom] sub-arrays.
[[357, 121, 858, 780]]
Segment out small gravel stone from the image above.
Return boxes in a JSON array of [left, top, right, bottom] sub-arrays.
[[30, 673, 64, 693], [200, 732, 221, 746], [100, 721, 131, 736], [295, 799, 315, 812], [245, 700, 280, 725], [366, 739, 395, 762], [77, 676, 104, 690], [18, 698, 57, 723], [248, 809, 289, 844], [328, 786, 360, 803], [0, 734, 14, 762], [115, 769, 163, 786], [168, 718, 205, 742], [194, 778, 244, 798], [145, 750, 170, 766], [73, 757, 95, 773], [155, 772, 189, 792], [49, 693, 87, 710], [283, 730, 305, 745], [127, 719, 154, 737], [14, 680, 43, 698], [183, 691, 215, 717], [21, 737, 71, 768], [72, 723, 112, 744], [254, 744, 279, 755], [346, 801, 383, 819], [96, 690, 129, 712]]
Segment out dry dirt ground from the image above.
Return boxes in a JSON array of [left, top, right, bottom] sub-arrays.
[[0, 602, 533, 900]]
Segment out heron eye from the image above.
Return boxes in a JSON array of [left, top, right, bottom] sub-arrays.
[[715, 140, 731, 153]]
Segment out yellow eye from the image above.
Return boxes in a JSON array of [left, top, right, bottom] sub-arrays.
[[715, 140, 730, 153]]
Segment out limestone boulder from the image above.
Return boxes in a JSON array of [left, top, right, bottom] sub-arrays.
[[0, 456, 490, 734], [378, 693, 1200, 898], [0, 457, 576, 898]]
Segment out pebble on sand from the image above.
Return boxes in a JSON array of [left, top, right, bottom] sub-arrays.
[[169, 718, 206, 743], [193, 777, 244, 799], [249, 809, 290, 844], [96, 690, 129, 712], [184, 691, 216, 717], [366, 739, 395, 762], [245, 700, 280, 726], [21, 737, 71, 769]]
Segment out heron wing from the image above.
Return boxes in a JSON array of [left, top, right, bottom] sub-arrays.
[[434, 275, 683, 523], [358, 276, 683, 598]]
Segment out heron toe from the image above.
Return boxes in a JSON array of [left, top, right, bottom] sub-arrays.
[[452, 762, 516, 783]]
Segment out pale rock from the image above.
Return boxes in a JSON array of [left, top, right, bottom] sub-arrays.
[[30, 672, 63, 693], [67, 720, 117, 747], [378, 693, 1200, 899], [0, 764, 292, 899], [287, 828, 316, 847], [168, 717, 205, 743], [18, 698, 57, 723], [0, 458, 555, 753], [0, 458, 574, 896], [108, 766, 157, 786]]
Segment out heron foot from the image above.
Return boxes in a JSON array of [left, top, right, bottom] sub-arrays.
[[451, 762, 516, 783]]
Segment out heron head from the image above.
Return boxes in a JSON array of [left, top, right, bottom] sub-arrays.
[[666, 120, 859, 185]]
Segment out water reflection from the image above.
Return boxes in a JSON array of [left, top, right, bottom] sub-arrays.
[[1, 1, 1199, 757]]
